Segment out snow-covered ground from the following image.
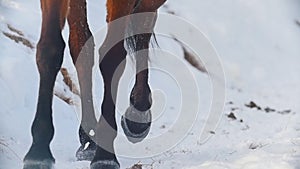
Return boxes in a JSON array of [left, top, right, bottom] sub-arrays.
[[0, 0, 300, 169]]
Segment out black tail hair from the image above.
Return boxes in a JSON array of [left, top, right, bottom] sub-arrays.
[[125, 9, 159, 59]]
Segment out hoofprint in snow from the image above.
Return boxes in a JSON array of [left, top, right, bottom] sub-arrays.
[[0, 0, 299, 169]]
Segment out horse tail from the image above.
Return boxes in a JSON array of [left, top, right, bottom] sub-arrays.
[[125, 7, 159, 59]]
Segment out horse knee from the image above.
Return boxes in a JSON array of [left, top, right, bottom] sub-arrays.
[[99, 41, 127, 80], [36, 36, 65, 76]]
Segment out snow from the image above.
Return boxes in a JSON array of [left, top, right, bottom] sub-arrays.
[[0, 0, 299, 169]]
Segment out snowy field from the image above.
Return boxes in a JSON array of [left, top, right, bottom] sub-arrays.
[[0, 0, 300, 169]]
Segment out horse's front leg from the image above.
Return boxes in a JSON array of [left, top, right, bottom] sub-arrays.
[[23, 0, 68, 168], [90, 1, 136, 168], [91, 39, 126, 169], [67, 0, 97, 161]]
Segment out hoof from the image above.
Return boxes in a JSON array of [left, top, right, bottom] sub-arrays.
[[76, 142, 97, 161], [23, 144, 55, 169], [90, 160, 120, 169], [121, 105, 151, 143], [23, 160, 54, 169]]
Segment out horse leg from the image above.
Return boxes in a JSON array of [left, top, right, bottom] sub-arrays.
[[121, 3, 165, 143], [23, 0, 68, 168], [67, 0, 97, 161], [121, 32, 153, 143], [90, 1, 136, 168]]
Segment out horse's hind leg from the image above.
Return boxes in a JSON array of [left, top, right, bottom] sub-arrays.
[[23, 0, 68, 168], [121, 30, 154, 143], [121, 1, 166, 143], [67, 0, 97, 161]]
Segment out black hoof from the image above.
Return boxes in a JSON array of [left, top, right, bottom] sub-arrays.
[[23, 160, 54, 169], [90, 160, 120, 169], [76, 142, 97, 161], [121, 105, 151, 143], [24, 144, 55, 167]]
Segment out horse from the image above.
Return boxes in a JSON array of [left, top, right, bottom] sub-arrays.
[[23, 0, 166, 168]]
